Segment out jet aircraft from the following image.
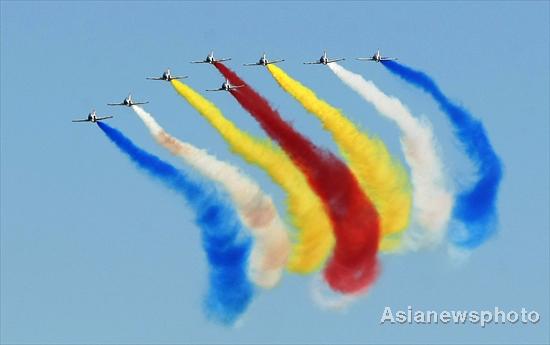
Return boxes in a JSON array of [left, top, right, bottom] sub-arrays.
[[191, 51, 231, 64], [356, 49, 397, 62], [243, 53, 284, 66], [206, 79, 244, 92], [72, 109, 113, 123], [303, 50, 345, 65], [107, 94, 149, 107], [146, 69, 187, 81]]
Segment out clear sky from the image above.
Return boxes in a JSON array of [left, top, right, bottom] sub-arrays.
[[1, 1, 549, 344]]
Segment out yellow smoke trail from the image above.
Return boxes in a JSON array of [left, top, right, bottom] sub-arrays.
[[267, 64, 412, 251], [170, 80, 334, 273], [132, 105, 291, 288]]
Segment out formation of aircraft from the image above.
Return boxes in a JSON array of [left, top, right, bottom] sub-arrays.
[[74, 49, 398, 123], [107, 94, 149, 107], [206, 79, 244, 92], [357, 49, 397, 63], [72, 110, 113, 123], [243, 53, 284, 66], [191, 51, 231, 64], [146, 69, 187, 81], [303, 50, 345, 65]]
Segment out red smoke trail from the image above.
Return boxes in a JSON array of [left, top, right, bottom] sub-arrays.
[[214, 62, 380, 294]]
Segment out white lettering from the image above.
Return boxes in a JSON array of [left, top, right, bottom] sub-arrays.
[[440, 311, 451, 324], [380, 307, 395, 324], [480, 310, 493, 327], [414, 311, 426, 324], [469, 311, 480, 323], [507, 311, 519, 323], [451, 310, 468, 323], [396, 311, 407, 324], [527, 311, 540, 324]]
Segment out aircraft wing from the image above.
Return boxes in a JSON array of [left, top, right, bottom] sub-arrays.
[[328, 58, 345, 63], [303, 61, 321, 64], [107, 102, 124, 106], [243, 62, 260, 66], [190, 60, 207, 63], [381, 57, 398, 61], [133, 101, 149, 105], [72, 118, 90, 122], [205, 88, 223, 92], [171, 76, 188, 80], [356, 57, 376, 61], [232, 85, 245, 89], [96, 116, 113, 121], [267, 59, 284, 64], [146, 77, 163, 80], [218, 58, 231, 62]]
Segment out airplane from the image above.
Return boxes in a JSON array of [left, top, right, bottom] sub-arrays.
[[303, 50, 345, 65], [206, 79, 244, 92], [356, 49, 397, 63], [190, 51, 231, 64], [72, 109, 113, 123], [243, 52, 284, 66], [107, 94, 149, 107], [146, 69, 187, 81]]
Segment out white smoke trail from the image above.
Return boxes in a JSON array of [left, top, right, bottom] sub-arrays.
[[329, 63, 454, 250], [310, 274, 357, 311], [133, 106, 291, 288]]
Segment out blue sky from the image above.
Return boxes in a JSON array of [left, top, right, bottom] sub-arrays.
[[1, 1, 549, 344]]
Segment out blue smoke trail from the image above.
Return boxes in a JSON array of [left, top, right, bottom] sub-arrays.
[[97, 122, 254, 325], [382, 61, 503, 249]]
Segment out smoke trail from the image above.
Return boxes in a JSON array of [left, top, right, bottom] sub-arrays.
[[97, 122, 254, 325], [131, 105, 290, 288], [329, 63, 454, 249], [267, 64, 412, 252], [310, 274, 357, 310], [382, 61, 503, 249], [214, 62, 380, 295], [170, 79, 335, 274]]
